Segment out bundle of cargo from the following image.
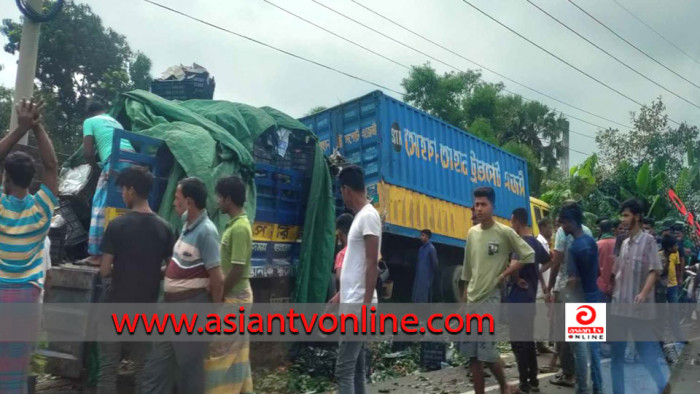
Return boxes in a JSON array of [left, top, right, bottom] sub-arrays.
[[150, 63, 216, 101], [61, 90, 336, 304]]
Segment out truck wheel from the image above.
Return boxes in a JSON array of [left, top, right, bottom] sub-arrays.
[[441, 265, 462, 303]]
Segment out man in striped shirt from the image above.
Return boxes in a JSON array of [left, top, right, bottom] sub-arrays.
[[0, 98, 59, 392], [610, 198, 667, 394], [142, 177, 224, 394]]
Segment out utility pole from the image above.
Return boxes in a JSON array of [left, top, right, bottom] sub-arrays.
[[560, 120, 570, 174], [9, 0, 44, 145]]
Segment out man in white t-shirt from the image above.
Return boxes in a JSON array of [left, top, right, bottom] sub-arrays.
[[534, 218, 555, 357], [535, 218, 552, 299], [546, 202, 592, 388], [328, 165, 380, 394]]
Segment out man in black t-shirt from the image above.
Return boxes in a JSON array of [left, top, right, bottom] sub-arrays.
[[508, 208, 549, 393], [98, 166, 175, 393]]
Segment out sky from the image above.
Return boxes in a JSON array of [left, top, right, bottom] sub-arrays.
[[1, 0, 700, 166]]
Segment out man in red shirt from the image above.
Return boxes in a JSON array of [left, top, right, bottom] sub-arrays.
[[597, 219, 617, 302]]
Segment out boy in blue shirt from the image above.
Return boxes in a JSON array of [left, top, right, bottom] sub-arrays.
[[559, 203, 602, 394]]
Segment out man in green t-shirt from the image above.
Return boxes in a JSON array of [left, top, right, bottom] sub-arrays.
[[210, 175, 254, 393], [82, 101, 135, 265], [461, 186, 535, 394], [215, 175, 253, 298]]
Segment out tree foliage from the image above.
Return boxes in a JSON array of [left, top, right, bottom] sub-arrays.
[[1, 0, 153, 153], [541, 96, 700, 230], [401, 63, 568, 195], [596, 97, 699, 178], [402, 64, 486, 128], [304, 106, 328, 116], [0, 86, 11, 130]]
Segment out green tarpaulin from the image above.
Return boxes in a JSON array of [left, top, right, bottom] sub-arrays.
[[65, 90, 335, 303]]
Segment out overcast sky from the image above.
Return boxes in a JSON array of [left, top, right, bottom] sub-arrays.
[[2, 0, 700, 165]]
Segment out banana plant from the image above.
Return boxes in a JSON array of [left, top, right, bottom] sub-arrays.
[[540, 154, 599, 219], [631, 162, 669, 218]]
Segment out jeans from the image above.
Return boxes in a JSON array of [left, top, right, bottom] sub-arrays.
[[509, 305, 538, 391], [666, 286, 684, 342], [336, 342, 367, 394], [571, 291, 603, 394], [98, 342, 150, 394], [553, 291, 576, 377], [571, 342, 602, 394], [511, 341, 538, 390], [141, 292, 211, 394], [610, 316, 667, 394]]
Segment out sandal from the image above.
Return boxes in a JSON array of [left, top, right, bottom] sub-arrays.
[[549, 375, 575, 388]]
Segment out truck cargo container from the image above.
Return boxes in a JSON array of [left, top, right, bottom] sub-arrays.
[[300, 90, 548, 302], [44, 101, 322, 380], [98, 129, 316, 303]]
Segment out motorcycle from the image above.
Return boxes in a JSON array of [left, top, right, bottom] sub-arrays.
[[680, 263, 699, 326]]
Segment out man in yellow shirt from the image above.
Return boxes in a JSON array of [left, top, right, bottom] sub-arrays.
[[659, 235, 683, 344], [461, 187, 535, 394]]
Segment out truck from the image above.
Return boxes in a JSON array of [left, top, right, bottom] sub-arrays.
[[43, 96, 326, 380], [299, 90, 550, 302], [99, 117, 320, 305]]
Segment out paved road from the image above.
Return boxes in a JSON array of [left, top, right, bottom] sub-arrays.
[[370, 342, 699, 394]]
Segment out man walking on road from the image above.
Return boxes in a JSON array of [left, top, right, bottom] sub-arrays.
[[508, 208, 549, 393], [329, 165, 381, 394], [0, 99, 58, 393], [546, 201, 593, 388], [98, 166, 175, 393], [610, 198, 668, 394], [559, 203, 602, 394], [461, 187, 535, 394], [412, 229, 438, 303], [142, 177, 225, 394], [535, 218, 556, 363]]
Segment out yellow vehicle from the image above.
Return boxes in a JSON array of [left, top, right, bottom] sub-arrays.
[[530, 196, 551, 236]]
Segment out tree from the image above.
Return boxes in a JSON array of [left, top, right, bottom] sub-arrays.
[[1, 0, 153, 153], [596, 97, 699, 178], [401, 63, 568, 195], [0, 86, 11, 131], [401, 63, 485, 128], [468, 117, 498, 145], [541, 154, 602, 229], [305, 106, 328, 116], [129, 52, 152, 91], [501, 140, 543, 195], [0, 86, 70, 155]]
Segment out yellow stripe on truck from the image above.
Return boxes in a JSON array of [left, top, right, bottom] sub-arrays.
[[252, 222, 301, 243], [105, 207, 129, 227], [376, 182, 512, 241]]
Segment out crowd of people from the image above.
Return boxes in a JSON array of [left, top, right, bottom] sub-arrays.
[[1, 99, 698, 394], [0, 100, 256, 393], [456, 188, 699, 394]]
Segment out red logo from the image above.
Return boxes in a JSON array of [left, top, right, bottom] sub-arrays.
[[576, 305, 596, 325], [566, 303, 606, 342]]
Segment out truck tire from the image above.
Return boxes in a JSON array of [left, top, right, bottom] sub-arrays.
[[440, 265, 462, 303]]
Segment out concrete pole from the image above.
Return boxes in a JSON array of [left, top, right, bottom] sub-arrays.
[[8, 0, 44, 145]]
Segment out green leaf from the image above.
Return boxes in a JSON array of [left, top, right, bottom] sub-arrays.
[[636, 162, 651, 196], [647, 195, 660, 218], [570, 165, 579, 177], [619, 187, 635, 201]]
